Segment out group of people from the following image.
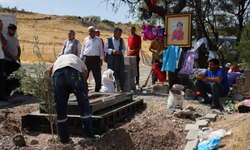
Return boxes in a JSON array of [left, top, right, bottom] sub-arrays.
[[45, 26, 144, 143], [0, 21, 230, 143], [0, 20, 21, 102]]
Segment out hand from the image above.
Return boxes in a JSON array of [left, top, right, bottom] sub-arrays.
[[100, 60, 103, 66], [83, 70, 88, 82], [129, 50, 135, 55], [118, 51, 122, 55], [196, 74, 206, 80], [112, 50, 117, 55]]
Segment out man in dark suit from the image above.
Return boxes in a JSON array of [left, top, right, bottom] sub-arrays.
[[104, 28, 125, 91]]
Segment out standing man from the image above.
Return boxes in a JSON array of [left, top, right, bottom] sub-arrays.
[[2, 24, 21, 96], [46, 54, 95, 144], [80, 26, 104, 92], [149, 37, 164, 85], [127, 26, 141, 89], [104, 28, 125, 92], [58, 30, 81, 57], [0, 19, 8, 101], [194, 58, 230, 109]]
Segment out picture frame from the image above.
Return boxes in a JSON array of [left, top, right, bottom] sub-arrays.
[[165, 13, 192, 48]]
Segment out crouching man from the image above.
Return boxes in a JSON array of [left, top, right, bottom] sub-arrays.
[[46, 54, 95, 143], [194, 58, 230, 109]]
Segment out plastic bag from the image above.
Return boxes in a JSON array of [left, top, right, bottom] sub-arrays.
[[167, 90, 184, 109], [198, 136, 221, 150], [198, 127, 213, 142], [199, 127, 231, 142], [100, 69, 115, 93], [208, 129, 231, 140], [152, 63, 166, 82]]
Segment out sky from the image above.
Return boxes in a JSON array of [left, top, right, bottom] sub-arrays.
[[0, 0, 136, 23]]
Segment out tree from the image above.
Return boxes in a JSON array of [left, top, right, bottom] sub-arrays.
[[236, 20, 250, 67]]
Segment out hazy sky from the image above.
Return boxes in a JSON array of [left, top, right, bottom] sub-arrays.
[[0, 0, 135, 23]]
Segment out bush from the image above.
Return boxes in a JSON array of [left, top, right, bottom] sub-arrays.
[[102, 19, 115, 27]]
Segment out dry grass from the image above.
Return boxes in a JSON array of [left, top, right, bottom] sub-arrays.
[[1, 11, 153, 63], [210, 114, 250, 150]]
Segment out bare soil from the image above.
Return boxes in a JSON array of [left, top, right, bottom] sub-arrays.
[[0, 92, 215, 150]]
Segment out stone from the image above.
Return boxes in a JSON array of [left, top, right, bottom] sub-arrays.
[[195, 120, 209, 128], [30, 139, 39, 145], [184, 105, 196, 111], [186, 130, 199, 143], [184, 124, 199, 135], [184, 138, 199, 150], [13, 135, 26, 146], [204, 113, 217, 121]]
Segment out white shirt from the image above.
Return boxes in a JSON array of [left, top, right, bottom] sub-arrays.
[[104, 36, 125, 55], [0, 39, 4, 59], [52, 54, 87, 76], [4, 33, 20, 61], [80, 36, 104, 59], [59, 39, 81, 57]]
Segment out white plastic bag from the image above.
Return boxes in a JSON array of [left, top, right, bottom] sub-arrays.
[[167, 90, 184, 109], [199, 127, 232, 142], [208, 129, 231, 140], [198, 127, 213, 142], [100, 69, 115, 93]]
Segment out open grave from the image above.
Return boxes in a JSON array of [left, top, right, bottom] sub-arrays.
[[22, 92, 144, 134]]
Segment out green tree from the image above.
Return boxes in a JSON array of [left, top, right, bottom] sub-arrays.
[[9, 36, 58, 142], [13, 6, 17, 11], [236, 20, 250, 67]]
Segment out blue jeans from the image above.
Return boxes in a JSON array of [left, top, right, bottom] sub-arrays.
[[194, 80, 229, 106], [151, 58, 160, 84], [52, 67, 93, 143]]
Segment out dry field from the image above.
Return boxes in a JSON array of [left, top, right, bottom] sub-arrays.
[[2, 12, 153, 63]]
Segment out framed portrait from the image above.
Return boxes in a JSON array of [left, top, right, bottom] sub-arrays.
[[165, 13, 192, 48]]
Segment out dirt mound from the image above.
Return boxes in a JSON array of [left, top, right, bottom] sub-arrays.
[[85, 101, 194, 150]]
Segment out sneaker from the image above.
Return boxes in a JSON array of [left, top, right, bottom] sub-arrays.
[[136, 84, 140, 89]]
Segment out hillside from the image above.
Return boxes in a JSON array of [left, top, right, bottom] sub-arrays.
[[0, 10, 152, 63]]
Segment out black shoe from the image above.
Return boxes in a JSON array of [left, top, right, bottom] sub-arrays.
[[0, 96, 9, 102], [199, 98, 212, 104], [210, 104, 221, 109]]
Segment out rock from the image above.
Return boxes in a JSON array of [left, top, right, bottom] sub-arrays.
[[184, 105, 196, 111], [189, 114, 196, 120], [12, 135, 26, 146], [12, 125, 20, 132], [30, 139, 39, 145]]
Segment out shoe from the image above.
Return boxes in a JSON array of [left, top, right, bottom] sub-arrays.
[[210, 104, 221, 109], [136, 84, 140, 89], [199, 98, 212, 104], [0, 96, 9, 102]]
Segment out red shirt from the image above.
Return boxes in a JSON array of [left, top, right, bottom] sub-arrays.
[[127, 34, 142, 56]]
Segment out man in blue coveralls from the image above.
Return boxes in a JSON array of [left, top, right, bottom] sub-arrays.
[[194, 58, 230, 109], [46, 54, 97, 143]]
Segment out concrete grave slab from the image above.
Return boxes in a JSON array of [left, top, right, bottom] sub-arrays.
[[204, 113, 218, 122], [186, 129, 199, 143], [184, 124, 199, 135], [184, 138, 199, 150], [195, 120, 209, 128]]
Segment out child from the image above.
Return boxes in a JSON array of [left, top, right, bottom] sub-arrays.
[[171, 21, 184, 41]]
